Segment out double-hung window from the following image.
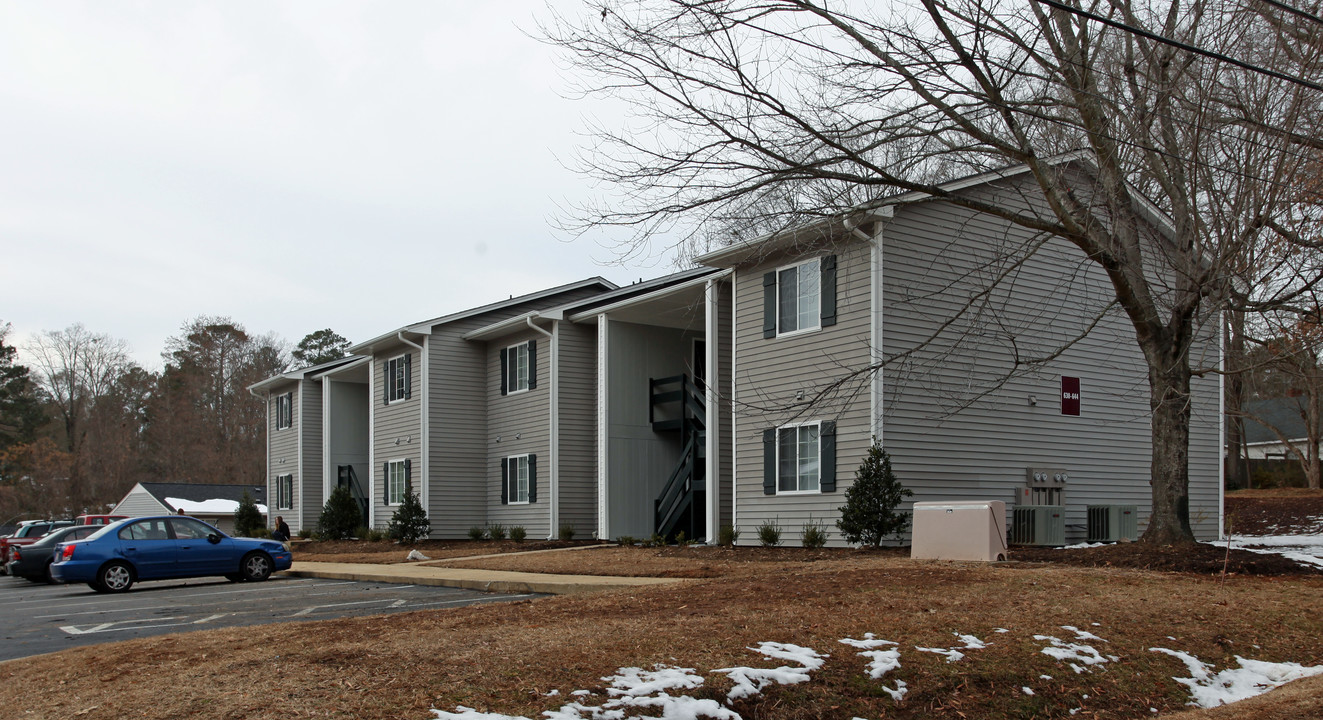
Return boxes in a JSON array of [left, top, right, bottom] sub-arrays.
[[385, 459, 410, 505], [276, 474, 294, 510], [384, 354, 411, 404], [499, 454, 537, 504], [507, 342, 530, 394], [763, 255, 836, 338], [763, 421, 836, 495], [275, 393, 293, 430], [778, 259, 821, 335], [778, 423, 821, 492]]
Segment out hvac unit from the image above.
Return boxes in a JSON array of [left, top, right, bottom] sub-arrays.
[[911, 500, 1008, 561], [1011, 505, 1065, 547], [1087, 505, 1138, 543]]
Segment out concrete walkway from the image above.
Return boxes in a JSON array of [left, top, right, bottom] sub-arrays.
[[284, 558, 684, 596]]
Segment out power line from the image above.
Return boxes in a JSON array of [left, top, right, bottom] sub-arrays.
[[1031, 0, 1323, 92], [1256, 0, 1323, 28]]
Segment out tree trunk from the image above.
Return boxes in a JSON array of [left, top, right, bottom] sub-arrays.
[[1224, 312, 1248, 490], [1141, 356, 1196, 545]]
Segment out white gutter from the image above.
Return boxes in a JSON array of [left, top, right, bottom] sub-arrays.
[[395, 332, 428, 526], [525, 315, 558, 539]]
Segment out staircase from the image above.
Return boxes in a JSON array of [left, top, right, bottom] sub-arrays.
[[650, 374, 706, 541]]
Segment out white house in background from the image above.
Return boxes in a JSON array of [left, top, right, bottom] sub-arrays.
[[1241, 397, 1316, 461], [111, 482, 269, 535]]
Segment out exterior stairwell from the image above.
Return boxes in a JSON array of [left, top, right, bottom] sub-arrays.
[[650, 374, 706, 541]]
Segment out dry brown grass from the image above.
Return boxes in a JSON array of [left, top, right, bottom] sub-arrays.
[[2, 553, 1321, 720]]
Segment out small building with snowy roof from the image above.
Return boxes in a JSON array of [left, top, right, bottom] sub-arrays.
[[110, 482, 268, 535]]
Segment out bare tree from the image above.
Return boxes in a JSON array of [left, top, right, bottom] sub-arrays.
[[24, 324, 131, 456], [543, 0, 1323, 543]]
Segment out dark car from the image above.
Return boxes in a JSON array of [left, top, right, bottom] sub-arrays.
[[51, 516, 292, 593], [6, 525, 103, 583], [0, 520, 75, 575]]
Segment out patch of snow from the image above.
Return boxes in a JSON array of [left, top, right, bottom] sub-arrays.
[[604, 665, 705, 697], [544, 690, 559, 697], [167, 497, 268, 515], [1040, 675, 1053, 680], [1021, 686, 1035, 695], [432, 706, 529, 720], [994, 628, 1010, 634], [915, 632, 987, 663], [713, 642, 827, 702], [1061, 626, 1108, 643], [570, 690, 591, 697], [1034, 635, 1113, 672], [1060, 542, 1108, 549], [407, 549, 431, 561], [840, 635, 905, 700], [1208, 534, 1323, 569], [1150, 648, 1323, 709]]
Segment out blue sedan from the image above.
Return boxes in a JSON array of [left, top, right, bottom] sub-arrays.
[[51, 516, 292, 593]]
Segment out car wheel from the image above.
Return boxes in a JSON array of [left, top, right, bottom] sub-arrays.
[[88, 582, 105, 593], [97, 561, 134, 593], [241, 552, 272, 582]]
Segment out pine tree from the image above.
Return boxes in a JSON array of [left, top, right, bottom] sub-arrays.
[[318, 485, 362, 540], [387, 488, 431, 544], [233, 490, 264, 537], [837, 439, 913, 547]]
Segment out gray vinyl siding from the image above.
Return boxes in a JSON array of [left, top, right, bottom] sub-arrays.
[[111, 486, 172, 517], [731, 240, 874, 545], [876, 184, 1221, 542], [267, 381, 299, 524], [373, 345, 422, 528], [557, 321, 598, 538], [426, 286, 610, 538], [298, 379, 323, 532], [487, 328, 551, 537]]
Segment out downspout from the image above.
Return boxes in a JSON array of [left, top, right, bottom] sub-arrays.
[[845, 209, 891, 443], [396, 332, 427, 526], [525, 316, 558, 539]]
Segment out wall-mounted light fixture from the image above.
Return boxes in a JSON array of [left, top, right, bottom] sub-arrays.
[[1028, 395, 1038, 406]]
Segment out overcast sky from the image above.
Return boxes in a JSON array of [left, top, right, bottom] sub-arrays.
[[0, 2, 667, 370]]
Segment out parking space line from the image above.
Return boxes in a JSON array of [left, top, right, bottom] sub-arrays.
[[292, 598, 403, 617]]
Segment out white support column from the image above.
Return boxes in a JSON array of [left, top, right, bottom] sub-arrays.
[[705, 279, 720, 544], [596, 315, 610, 541]]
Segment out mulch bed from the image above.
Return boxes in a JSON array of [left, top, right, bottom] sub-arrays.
[[1011, 541, 1321, 575], [1225, 492, 1323, 535]]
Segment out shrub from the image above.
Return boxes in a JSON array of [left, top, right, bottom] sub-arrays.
[[365, 527, 386, 542], [354, 525, 371, 540], [487, 524, 507, 541], [836, 439, 914, 547], [249, 525, 272, 540], [233, 490, 264, 537], [718, 524, 740, 546], [801, 519, 828, 549], [616, 535, 637, 546], [756, 519, 782, 547], [468, 525, 486, 541], [643, 533, 666, 548], [318, 485, 363, 541], [297, 528, 313, 539], [510, 526, 527, 542], [387, 488, 431, 544], [559, 524, 576, 541], [675, 530, 694, 547]]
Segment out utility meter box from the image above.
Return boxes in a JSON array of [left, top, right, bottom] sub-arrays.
[[911, 500, 1008, 562]]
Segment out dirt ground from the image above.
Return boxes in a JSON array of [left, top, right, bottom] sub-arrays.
[[293, 538, 603, 565], [1223, 488, 1323, 536], [2, 492, 1319, 720]]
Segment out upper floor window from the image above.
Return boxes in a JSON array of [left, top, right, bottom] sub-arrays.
[[763, 255, 837, 338], [499, 339, 538, 396], [384, 354, 411, 404], [275, 392, 293, 430]]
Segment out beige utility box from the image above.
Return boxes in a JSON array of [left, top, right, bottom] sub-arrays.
[[910, 500, 1008, 561]]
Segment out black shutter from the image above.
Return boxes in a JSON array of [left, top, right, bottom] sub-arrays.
[[382, 361, 389, 405], [762, 272, 777, 339], [527, 340, 538, 390], [499, 348, 508, 396], [500, 458, 508, 505], [762, 429, 777, 495], [404, 354, 412, 399], [404, 458, 412, 493], [819, 421, 837, 492], [820, 255, 837, 327], [382, 462, 390, 504], [528, 454, 537, 503]]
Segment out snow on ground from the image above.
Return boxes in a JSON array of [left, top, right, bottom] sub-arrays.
[[1213, 533, 1323, 569], [915, 632, 987, 663], [840, 634, 906, 701], [1150, 648, 1323, 708], [713, 642, 828, 701], [1034, 634, 1120, 674]]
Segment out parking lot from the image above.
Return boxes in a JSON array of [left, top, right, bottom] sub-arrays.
[[0, 573, 540, 661]]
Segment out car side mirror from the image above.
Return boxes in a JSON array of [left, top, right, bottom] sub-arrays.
[[207, 533, 221, 544]]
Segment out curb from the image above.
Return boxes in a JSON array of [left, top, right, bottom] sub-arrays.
[[282, 563, 683, 596]]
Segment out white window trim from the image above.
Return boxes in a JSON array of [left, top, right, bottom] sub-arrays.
[[385, 353, 410, 405], [386, 459, 408, 506], [275, 393, 293, 430], [276, 473, 294, 510], [776, 421, 823, 495], [506, 454, 531, 505], [506, 341, 531, 396], [774, 257, 823, 339]]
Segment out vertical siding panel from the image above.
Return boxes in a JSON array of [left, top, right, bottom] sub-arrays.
[[558, 322, 599, 538]]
